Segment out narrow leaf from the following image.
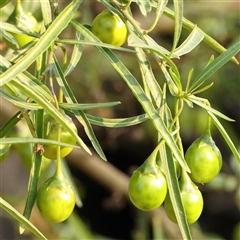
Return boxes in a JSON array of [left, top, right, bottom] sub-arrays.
[[208, 112, 240, 163], [86, 113, 149, 128], [0, 111, 21, 138], [134, 46, 163, 106], [170, 0, 183, 55], [0, 88, 42, 110], [64, 31, 84, 77], [40, 0, 52, 28], [161, 145, 192, 240], [189, 41, 240, 92], [187, 96, 235, 122], [174, 26, 204, 57], [147, 0, 168, 33], [60, 101, 121, 111], [1, 137, 79, 148]]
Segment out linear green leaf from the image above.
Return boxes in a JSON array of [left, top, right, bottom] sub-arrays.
[[0, 112, 21, 138], [60, 101, 121, 111], [0, 88, 42, 110], [187, 96, 235, 122], [146, 0, 168, 33], [208, 111, 240, 163], [174, 26, 204, 57], [161, 145, 192, 240], [170, 0, 183, 56], [0, 57, 53, 102], [134, 46, 163, 106], [1, 137, 79, 148], [86, 113, 149, 128], [40, 0, 52, 28], [0, 22, 40, 37], [64, 31, 85, 77], [56, 39, 134, 53], [189, 41, 240, 92]]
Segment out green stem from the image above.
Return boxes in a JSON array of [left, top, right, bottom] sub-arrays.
[[204, 101, 212, 137], [20, 111, 43, 233], [57, 44, 67, 104], [173, 98, 184, 156], [54, 124, 63, 179], [117, 3, 144, 37], [180, 168, 196, 192], [15, 0, 22, 15], [47, 47, 60, 110], [146, 140, 165, 167], [145, 0, 165, 34], [54, 44, 67, 178], [122, 0, 132, 9], [185, 68, 194, 93], [19, 48, 48, 233]]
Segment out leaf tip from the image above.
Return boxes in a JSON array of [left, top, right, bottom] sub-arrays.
[[19, 225, 25, 234]]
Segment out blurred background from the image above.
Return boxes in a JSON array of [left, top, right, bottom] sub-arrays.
[[0, 0, 240, 239]]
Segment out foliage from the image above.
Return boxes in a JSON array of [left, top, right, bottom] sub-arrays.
[[0, 0, 239, 239]]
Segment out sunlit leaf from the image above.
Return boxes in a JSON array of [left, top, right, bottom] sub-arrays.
[[208, 112, 240, 163], [170, 0, 183, 55], [60, 101, 121, 111], [189, 41, 240, 92], [187, 95, 235, 122], [174, 26, 204, 57], [1, 137, 79, 148]]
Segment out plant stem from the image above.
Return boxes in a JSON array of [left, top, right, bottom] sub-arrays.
[[204, 101, 212, 137], [15, 0, 22, 15], [173, 98, 184, 156], [55, 124, 63, 179]]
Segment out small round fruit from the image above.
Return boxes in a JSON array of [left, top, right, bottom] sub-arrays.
[[36, 175, 76, 223], [43, 114, 77, 160], [185, 141, 222, 183], [164, 169, 204, 224], [128, 169, 167, 211], [6, 2, 39, 49], [164, 189, 203, 224], [92, 10, 127, 47], [11, 13, 38, 48]]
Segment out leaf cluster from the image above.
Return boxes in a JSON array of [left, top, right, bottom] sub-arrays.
[[0, 0, 239, 239]]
